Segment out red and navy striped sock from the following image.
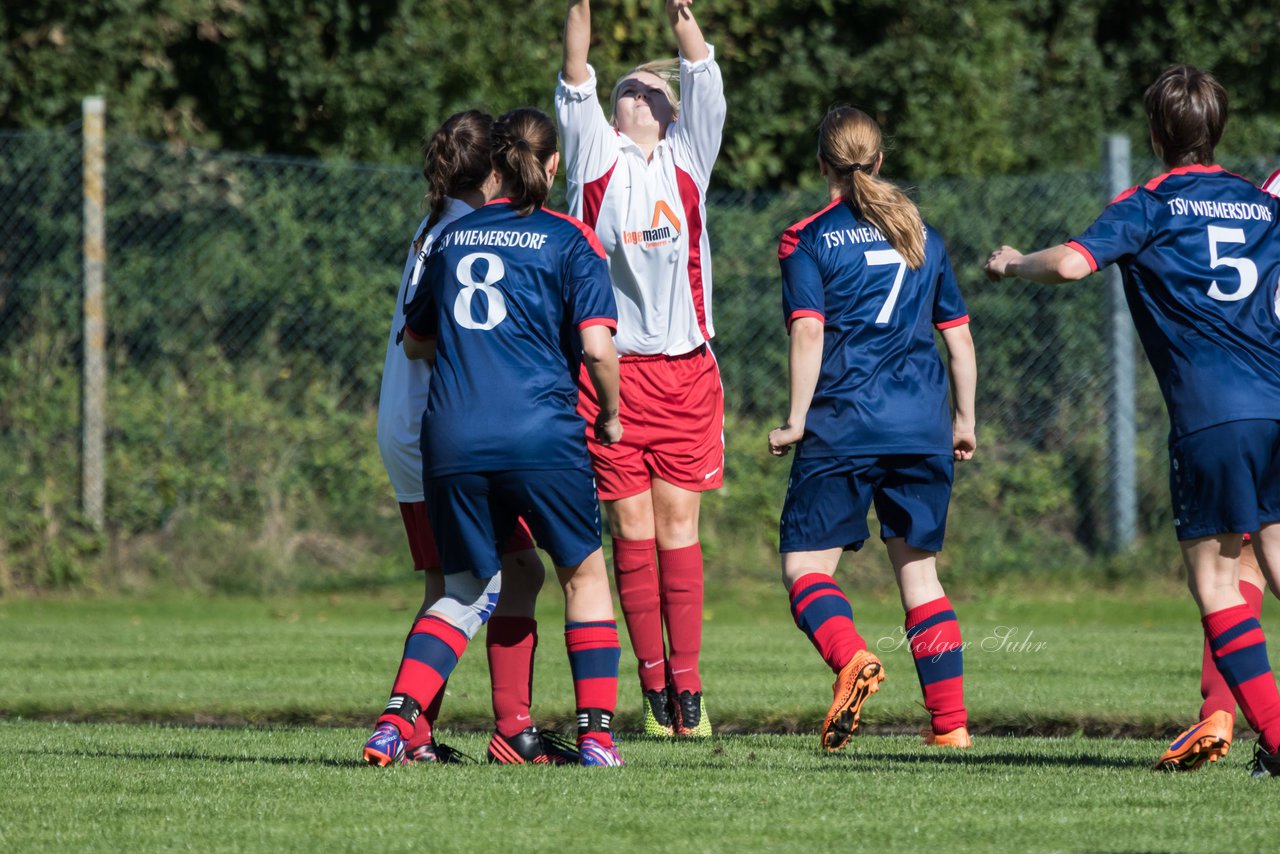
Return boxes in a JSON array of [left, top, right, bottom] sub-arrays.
[[613, 537, 666, 692], [487, 616, 538, 738], [659, 543, 704, 694], [905, 597, 967, 734], [377, 615, 469, 739], [565, 620, 620, 746], [1200, 580, 1264, 720], [788, 573, 866, 673], [1204, 603, 1280, 752]]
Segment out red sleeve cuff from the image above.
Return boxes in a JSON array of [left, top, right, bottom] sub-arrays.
[[786, 309, 824, 332], [934, 314, 971, 330], [1064, 240, 1099, 272], [578, 317, 617, 332], [403, 324, 434, 342]]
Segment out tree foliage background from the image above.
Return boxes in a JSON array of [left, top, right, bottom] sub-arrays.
[[4, 0, 1278, 187]]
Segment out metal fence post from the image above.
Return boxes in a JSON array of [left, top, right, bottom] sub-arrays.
[[82, 96, 106, 530], [1104, 133, 1136, 550]]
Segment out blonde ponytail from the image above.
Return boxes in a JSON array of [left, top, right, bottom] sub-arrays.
[[818, 107, 925, 269]]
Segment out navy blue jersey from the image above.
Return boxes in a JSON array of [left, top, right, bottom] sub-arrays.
[[778, 200, 969, 457], [1067, 165, 1280, 438], [404, 200, 617, 477]]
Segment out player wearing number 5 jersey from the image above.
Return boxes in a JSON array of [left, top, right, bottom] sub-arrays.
[[770, 106, 977, 753], [986, 65, 1280, 779], [393, 108, 626, 766], [556, 0, 726, 740]]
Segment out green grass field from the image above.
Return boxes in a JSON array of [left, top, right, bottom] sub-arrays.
[[2, 581, 1277, 851]]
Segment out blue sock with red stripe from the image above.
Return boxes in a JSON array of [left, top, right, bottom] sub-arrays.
[[565, 620, 620, 746], [788, 573, 866, 673], [1204, 603, 1280, 752], [377, 615, 470, 739], [905, 597, 967, 734]]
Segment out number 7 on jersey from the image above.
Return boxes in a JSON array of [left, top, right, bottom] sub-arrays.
[[865, 248, 907, 325]]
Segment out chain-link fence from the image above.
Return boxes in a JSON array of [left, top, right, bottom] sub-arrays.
[[3, 119, 1276, 590]]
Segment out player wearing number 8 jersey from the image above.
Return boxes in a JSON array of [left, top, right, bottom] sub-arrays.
[[986, 65, 1280, 778], [396, 108, 626, 766], [770, 106, 978, 752]]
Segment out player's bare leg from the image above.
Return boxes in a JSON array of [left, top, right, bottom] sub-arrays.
[[1182, 530, 1280, 777], [783, 548, 884, 751], [886, 538, 970, 747], [1159, 540, 1268, 771]]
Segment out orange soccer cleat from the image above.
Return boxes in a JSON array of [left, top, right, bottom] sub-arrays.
[[922, 726, 973, 748], [1154, 710, 1234, 772], [821, 649, 885, 752]]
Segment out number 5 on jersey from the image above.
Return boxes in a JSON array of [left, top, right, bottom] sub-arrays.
[[454, 252, 509, 330]]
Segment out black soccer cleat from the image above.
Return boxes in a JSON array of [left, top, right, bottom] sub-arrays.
[[487, 726, 580, 765], [642, 687, 675, 737], [1250, 742, 1280, 779], [673, 690, 712, 738]]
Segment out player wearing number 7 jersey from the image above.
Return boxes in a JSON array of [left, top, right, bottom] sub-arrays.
[[986, 65, 1280, 779], [769, 106, 977, 753]]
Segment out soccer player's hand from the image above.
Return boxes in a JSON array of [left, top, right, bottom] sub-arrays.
[[953, 422, 976, 461], [768, 422, 804, 456], [984, 245, 1022, 281], [667, 0, 693, 19], [596, 414, 623, 446]]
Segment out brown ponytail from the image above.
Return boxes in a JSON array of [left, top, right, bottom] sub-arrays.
[[422, 110, 494, 229], [818, 106, 925, 269], [491, 108, 558, 217]]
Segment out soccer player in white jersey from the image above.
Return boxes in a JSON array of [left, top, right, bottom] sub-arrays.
[[987, 66, 1280, 778], [556, 0, 726, 738], [370, 111, 576, 766]]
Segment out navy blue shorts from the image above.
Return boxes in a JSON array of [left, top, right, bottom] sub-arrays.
[[779, 454, 953, 554], [1169, 419, 1280, 541], [426, 467, 603, 577]]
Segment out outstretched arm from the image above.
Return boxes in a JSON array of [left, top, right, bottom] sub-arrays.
[[668, 0, 709, 62], [563, 0, 591, 86], [940, 323, 976, 461], [768, 316, 822, 456], [984, 244, 1092, 284]]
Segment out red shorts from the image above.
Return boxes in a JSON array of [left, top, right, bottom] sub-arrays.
[[577, 345, 725, 501], [398, 502, 535, 571]]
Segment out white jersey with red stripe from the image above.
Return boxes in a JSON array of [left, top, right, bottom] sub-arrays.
[[555, 48, 725, 357], [375, 197, 473, 501], [1264, 167, 1280, 196]]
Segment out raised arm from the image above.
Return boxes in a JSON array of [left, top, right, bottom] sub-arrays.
[[562, 0, 591, 86], [985, 244, 1092, 284], [668, 0, 708, 62], [940, 323, 976, 461], [768, 316, 823, 456]]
